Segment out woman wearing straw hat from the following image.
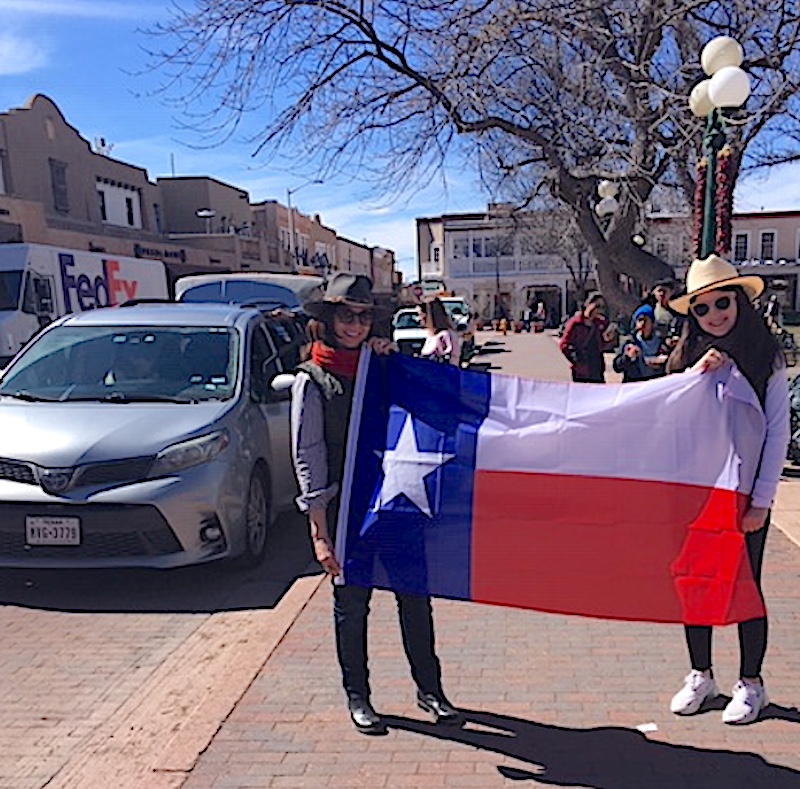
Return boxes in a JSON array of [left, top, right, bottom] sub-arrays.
[[290, 273, 461, 735], [665, 254, 790, 725]]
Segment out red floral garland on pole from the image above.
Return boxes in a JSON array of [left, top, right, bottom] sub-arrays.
[[692, 157, 708, 258], [715, 145, 734, 254]]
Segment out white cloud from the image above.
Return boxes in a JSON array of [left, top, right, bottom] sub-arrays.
[[0, 0, 159, 20], [0, 33, 48, 75]]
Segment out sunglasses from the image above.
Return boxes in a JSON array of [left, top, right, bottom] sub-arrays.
[[336, 307, 374, 325], [691, 294, 732, 318]]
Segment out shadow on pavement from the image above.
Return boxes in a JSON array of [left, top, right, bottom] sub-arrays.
[[474, 345, 510, 356], [0, 510, 320, 615], [763, 703, 800, 723], [385, 709, 800, 788]]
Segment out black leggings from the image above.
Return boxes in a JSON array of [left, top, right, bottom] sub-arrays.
[[684, 519, 769, 679]]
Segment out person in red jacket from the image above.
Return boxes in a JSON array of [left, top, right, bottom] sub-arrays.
[[559, 292, 618, 382]]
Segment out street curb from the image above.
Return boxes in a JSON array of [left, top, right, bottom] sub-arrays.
[[44, 572, 325, 789], [155, 573, 326, 777]]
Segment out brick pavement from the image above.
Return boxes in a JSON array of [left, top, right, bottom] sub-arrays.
[[184, 333, 800, 789]]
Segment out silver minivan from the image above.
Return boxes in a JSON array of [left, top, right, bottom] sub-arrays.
[[0, 303, 300, 568]]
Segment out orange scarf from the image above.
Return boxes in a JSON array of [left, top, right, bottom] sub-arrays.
[[310, 341, 360, 379]]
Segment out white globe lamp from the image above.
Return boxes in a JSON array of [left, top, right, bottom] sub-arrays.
[[595, 196, 619, 217], [689, 80, 715, 117], [708, 66, 751, 108], [701, 36, 744, 76], [597, 180, 618, 199]]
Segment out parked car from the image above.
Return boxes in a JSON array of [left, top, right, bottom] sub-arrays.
[[0, 303, 301, 569], [174, 272, 324, 309], [392, 308, 426, 357]]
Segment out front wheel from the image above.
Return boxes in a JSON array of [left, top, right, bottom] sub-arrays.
[[238, 468, 270, 567]]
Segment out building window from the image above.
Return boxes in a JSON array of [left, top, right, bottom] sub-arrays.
[[655, 236, 670, 260], [760, 231, 776, 260], [98, 190, 107, 221], [49, 159, 69, 212], [125, 197, 134, 226], [154, 203, 163, 233], [734, 233, 749, 261], [433, 247, 440, 263], [452, 237, 470, 259], [472, 237, 484, 258]]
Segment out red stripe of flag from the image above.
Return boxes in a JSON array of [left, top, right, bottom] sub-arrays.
[[471, 471, 765, 625]]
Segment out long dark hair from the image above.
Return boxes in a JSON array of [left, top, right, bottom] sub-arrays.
[[421, 297, 454, 332], [666, 286, 783, 403]]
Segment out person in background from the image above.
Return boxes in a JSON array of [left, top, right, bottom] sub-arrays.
[[763, 293, 782, 333], [419, 297, 461, 366], [665, 254, 789, 725], [559, 292, 618, 382], [650, 279, 683, 349], [291, 273, 461, 735], [612, 304, 669, 382]]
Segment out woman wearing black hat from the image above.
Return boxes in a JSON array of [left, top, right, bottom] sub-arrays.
[[290, 273, 461, 735]]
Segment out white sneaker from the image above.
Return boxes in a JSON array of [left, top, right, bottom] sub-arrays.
[[722, 680, 768, 725], [670, 670, 719, 715]]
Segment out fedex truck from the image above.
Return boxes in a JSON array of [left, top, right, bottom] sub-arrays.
[[0, 244, 168, 364]]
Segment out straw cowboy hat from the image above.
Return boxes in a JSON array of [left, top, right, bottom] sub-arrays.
[[302, 272, 388, 319], [669, 254, 764, 315]]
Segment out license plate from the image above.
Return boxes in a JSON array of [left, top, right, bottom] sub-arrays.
[[25, 516, 81, 546]]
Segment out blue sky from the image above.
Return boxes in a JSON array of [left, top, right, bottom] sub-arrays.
[[0, 0, 797, 279]]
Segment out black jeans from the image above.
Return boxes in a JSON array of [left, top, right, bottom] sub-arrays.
[[333, 583, 442, 701], [684, 519, 769, 679]]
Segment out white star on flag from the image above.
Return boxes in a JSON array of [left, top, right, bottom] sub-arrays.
[[373, 413, 455, 518]]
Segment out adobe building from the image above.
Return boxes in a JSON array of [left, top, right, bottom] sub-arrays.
[[0, 94, 401, 291], [0, 95, 238, 280]]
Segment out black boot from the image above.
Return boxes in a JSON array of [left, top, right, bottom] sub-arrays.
[[348, 696, 387, 735], [417, 691, 463, 726]]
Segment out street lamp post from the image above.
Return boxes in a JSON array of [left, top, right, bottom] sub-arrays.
[[195, 208, 216, 235], [689, 36, 751, 259], [286, 180, 323, 271], [594, 180, 619, 235]]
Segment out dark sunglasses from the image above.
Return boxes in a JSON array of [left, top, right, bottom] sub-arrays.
[[336, 307, 374, 325], [691, 295, 732, 318]]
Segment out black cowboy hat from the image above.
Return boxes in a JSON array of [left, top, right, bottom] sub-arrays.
[[302, 273, 389, 319]]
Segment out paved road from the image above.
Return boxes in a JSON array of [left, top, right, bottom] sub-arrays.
[[0, 510, 317, 789]]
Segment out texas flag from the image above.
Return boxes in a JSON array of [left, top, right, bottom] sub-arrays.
[[335, 350, 768, 626]]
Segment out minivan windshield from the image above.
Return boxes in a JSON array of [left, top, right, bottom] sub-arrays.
[[0, 271, 23, 311], [0, 325, 239, 403]]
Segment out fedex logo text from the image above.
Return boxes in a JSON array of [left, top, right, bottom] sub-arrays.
[[60, 254, 139, 312]]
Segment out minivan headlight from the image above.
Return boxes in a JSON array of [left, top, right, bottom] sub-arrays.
[[149, 430, 230, 477]]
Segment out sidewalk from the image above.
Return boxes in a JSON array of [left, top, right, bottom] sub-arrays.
[[181, 334, 800, 789], [182, 523, 800, 788]]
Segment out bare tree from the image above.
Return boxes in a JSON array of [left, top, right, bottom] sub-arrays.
[[148, 0, 800, 314]]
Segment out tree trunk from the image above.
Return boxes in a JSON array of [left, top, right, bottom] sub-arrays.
[[571, 198, 674, 320]]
